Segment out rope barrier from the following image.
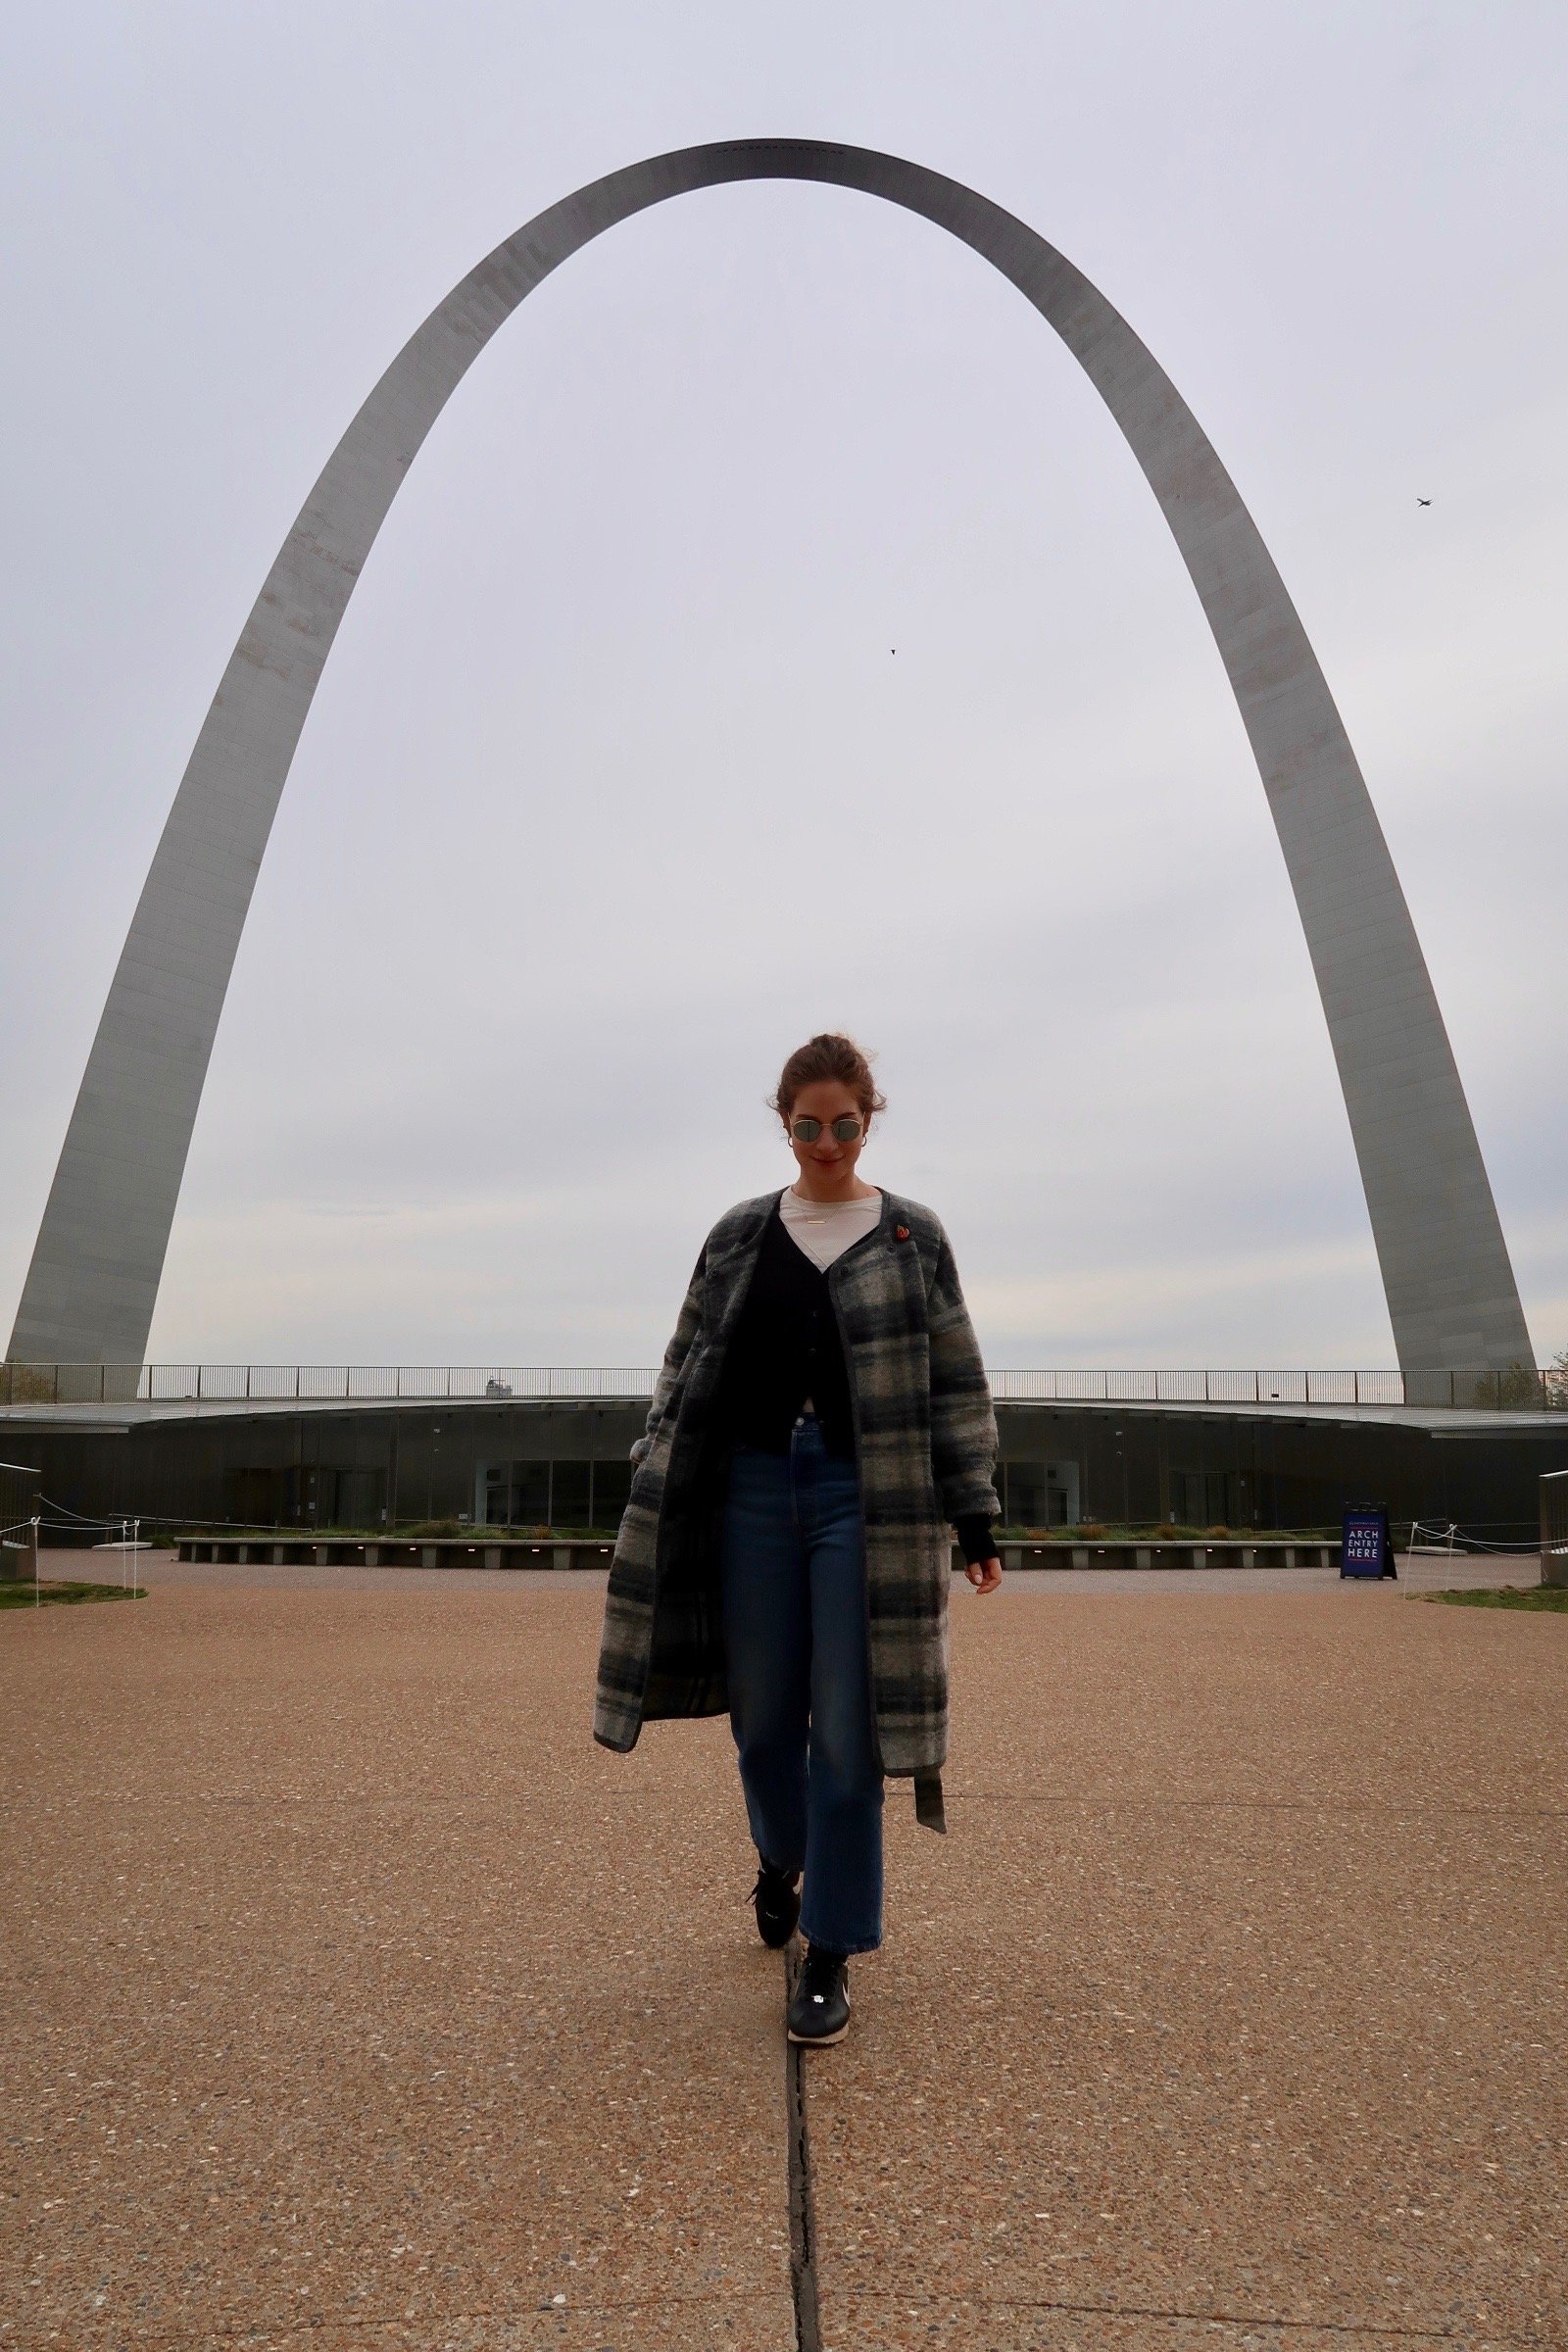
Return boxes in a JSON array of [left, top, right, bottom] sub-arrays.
[[1407, 1518, 1542, 1556], [38, 1494, 126, 1525]]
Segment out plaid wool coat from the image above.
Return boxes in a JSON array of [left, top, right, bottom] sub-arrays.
[[592, 1187, 1000, 1830]]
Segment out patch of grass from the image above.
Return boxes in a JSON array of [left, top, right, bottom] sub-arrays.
[[0, 1578, 147, 1610], [1419, 1584, 1568, 1612]]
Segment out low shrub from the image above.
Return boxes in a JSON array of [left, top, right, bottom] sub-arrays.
[[1421, 1585, 1568, 1612]]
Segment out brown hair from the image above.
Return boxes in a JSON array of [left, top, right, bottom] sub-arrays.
[[768, 1033, 888, 1127]]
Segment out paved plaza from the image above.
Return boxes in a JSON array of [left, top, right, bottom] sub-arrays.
[[2, 1560, 1564, 2348]]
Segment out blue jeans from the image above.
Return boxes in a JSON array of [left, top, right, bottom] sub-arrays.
[[720, 1414, 884, 1955]]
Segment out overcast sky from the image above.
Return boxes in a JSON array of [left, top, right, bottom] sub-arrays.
[[2, 1, 1564, 1372]]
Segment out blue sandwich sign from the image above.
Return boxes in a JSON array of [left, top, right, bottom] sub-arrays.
[[1342, 1503, 1396, 1579]]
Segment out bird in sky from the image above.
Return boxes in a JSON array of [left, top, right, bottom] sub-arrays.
[[1417, 497, 1432, 507]]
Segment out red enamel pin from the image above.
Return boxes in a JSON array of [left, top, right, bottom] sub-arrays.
[[895, 1224, 911, 1242]]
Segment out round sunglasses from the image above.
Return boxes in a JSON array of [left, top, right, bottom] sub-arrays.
[[790, 1115, 863, 1144]]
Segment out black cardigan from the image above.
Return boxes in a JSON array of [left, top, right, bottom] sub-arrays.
[[712, 1201, 997, 1566]]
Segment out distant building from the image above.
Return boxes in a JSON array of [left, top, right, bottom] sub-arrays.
[[6, 1385, 1562, 1547]]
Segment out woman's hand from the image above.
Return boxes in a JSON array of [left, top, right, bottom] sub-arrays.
[[964, 1556, 1003, 1594]]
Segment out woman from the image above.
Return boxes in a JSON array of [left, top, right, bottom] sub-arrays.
[[594, 1032, 1003, 2046]]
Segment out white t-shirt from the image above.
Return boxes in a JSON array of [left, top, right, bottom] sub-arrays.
[[779, 1184, 884, 1272]]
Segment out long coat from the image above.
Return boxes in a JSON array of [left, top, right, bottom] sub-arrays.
[[592, 1187, 1000, 1829]]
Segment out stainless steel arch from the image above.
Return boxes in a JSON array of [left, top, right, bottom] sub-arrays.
[[9, 139, 1533, 1380]]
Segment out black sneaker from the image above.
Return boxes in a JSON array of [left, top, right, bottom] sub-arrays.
[[787, 1946, 851, 2045], [751, 1857, 801, 1949]]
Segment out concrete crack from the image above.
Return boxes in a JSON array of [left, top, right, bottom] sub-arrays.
[[844, 2287, 1544, 2344], [784, 1939, 822, 2352]]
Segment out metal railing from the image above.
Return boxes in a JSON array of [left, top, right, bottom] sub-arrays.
[[0, 1364, 661, 1405], [991, 1368, 1414, 1405], [3, 1363, 1566, 1410]]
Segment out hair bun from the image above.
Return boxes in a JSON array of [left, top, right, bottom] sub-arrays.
[[769, 1033, 888, 1125]]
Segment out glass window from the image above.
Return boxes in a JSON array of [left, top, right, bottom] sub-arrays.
[[592, 1460, 632, 1527], [225, 1467, 284, 1527], [1173, 1470, 1232, 1526], [551, 1460, 592, 1527], [1004, 1462, 1050, 1525], [333, 1467, 386, 1527], [510, 1462, 551, 1526]]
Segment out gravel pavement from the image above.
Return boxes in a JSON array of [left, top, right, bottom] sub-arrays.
[[2, 1563, 1562, 2348]]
